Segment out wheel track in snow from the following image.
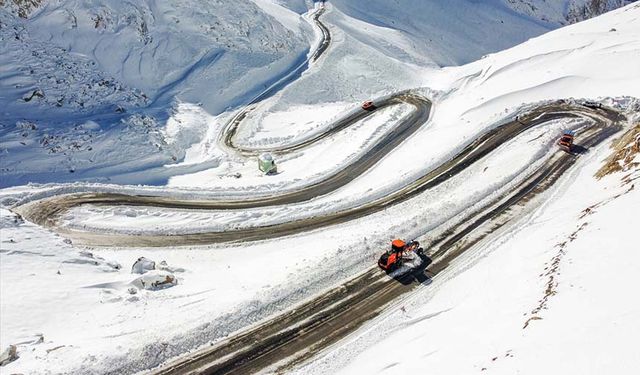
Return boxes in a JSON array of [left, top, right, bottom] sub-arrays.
[[7, 4, 629, 374], [148, 105, 624, 375], [11, 102, 625, 375], [14, 102, 620, 248]]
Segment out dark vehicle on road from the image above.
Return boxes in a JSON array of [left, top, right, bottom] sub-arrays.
[[582, 101, 602, 109]]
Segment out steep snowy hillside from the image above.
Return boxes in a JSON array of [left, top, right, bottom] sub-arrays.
[[1, 0, 634, 187], [0, 1, 638, 374], [2, 0, 311, 113], [295, 3, 640, 374], [0, 0, 315, 187], [507, 0, 637, 24], [329, 0, 636, 66], [329, 0, 553, 66]]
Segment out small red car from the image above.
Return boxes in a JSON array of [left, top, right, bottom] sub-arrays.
[[362, 101, 375, 111]]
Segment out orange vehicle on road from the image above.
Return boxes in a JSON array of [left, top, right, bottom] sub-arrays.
[[558, 130, 575, 152], [378, 239, 423, 271]]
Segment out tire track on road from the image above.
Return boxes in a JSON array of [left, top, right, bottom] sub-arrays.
[[6, 4, 629, 373], [15, 103, 621, 248], [150, 109, 623, 375]]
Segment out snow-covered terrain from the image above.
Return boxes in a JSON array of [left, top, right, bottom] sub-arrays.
[[0, 0, 315, 186], [299, 136, 640, 375], [328, 0, 637, 66], [1, 0, 639, 374], [2, 0, 633, 187], [294, 4, 640, 373], [506, 0, 636, 25]]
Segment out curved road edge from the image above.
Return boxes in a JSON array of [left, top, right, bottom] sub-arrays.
[[13, 102, 623, 248], [220, 6, 331, 155], [13, 92, 432, 246], [149, 106, 625, 375]]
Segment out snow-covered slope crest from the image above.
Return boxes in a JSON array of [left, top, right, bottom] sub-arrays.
[[425, 1, 640, 126], [329, 0, 636, 67], [0, 0, 316, 187], [296, 3, 640, 374], [506, 0, 637, 25]]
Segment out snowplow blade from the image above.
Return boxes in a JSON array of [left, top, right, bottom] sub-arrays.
[[558, 144, 572, 153]]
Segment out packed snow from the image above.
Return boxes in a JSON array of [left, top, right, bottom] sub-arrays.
[[1, 0, 639, 374], [3, 0, 630, 187], [298, 128, 640, 375]]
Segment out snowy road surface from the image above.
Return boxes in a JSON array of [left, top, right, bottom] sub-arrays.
[[15, 101, 622, 247], [12, 101, 626, 375], [150, 105, 624, 375], [2, 2, 639, 374]]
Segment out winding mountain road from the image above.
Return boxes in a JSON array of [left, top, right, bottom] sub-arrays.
[[14, 100, 622, 248], [9, 5, 629, 375], [146, 105, 623, 375]]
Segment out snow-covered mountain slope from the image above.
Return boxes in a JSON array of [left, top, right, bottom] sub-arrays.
[[2, 0, 312, 113], [423, 1, 640, 130], [169, 0, 640, 193], [507, 0, 637, 24], [0, 1, 638, 374], [0, 0, 315, 187], [294, 3, 640, 374], [1, 0, 634, 188], [329, 0, 552, 66], [329, 0, 637, 66]]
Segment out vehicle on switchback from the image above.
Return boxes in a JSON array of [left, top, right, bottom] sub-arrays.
[[362, 101, 376, 111], [558, 130, 575, 152], [378, 239, 424, 272], [581, 100, 602, 109]]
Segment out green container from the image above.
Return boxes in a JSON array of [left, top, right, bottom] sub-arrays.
[[258, 153, 277, 174]]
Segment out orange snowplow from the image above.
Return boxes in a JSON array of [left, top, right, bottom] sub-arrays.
[[558, 130, 575, 152], [361, 101, 376, 111], [378, 239, 423, 271]]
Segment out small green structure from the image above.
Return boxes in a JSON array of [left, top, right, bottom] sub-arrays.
[[258, 153, 277, 174]]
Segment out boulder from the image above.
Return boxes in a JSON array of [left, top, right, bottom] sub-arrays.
[[131, 270, 177, 290], [131, 257, 155, 274], [0, 345, 18, 366]]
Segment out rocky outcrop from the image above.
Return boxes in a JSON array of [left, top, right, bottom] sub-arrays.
[[1, 0, 45, 18], [566, 0, 636, 23], [504, 0, 637, 25]]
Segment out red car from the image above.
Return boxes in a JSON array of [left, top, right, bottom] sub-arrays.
[[362, 101, 375, 111]]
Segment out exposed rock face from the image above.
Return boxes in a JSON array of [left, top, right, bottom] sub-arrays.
[[0, 344, 18, 366], [566, 0, 636, 23], [1, 0, 45, 18], [504, 0, 637, 25], [4, 0, 635, 24]]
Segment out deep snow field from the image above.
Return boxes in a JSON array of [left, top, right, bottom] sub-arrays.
[[1, 0, 640, 374]]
